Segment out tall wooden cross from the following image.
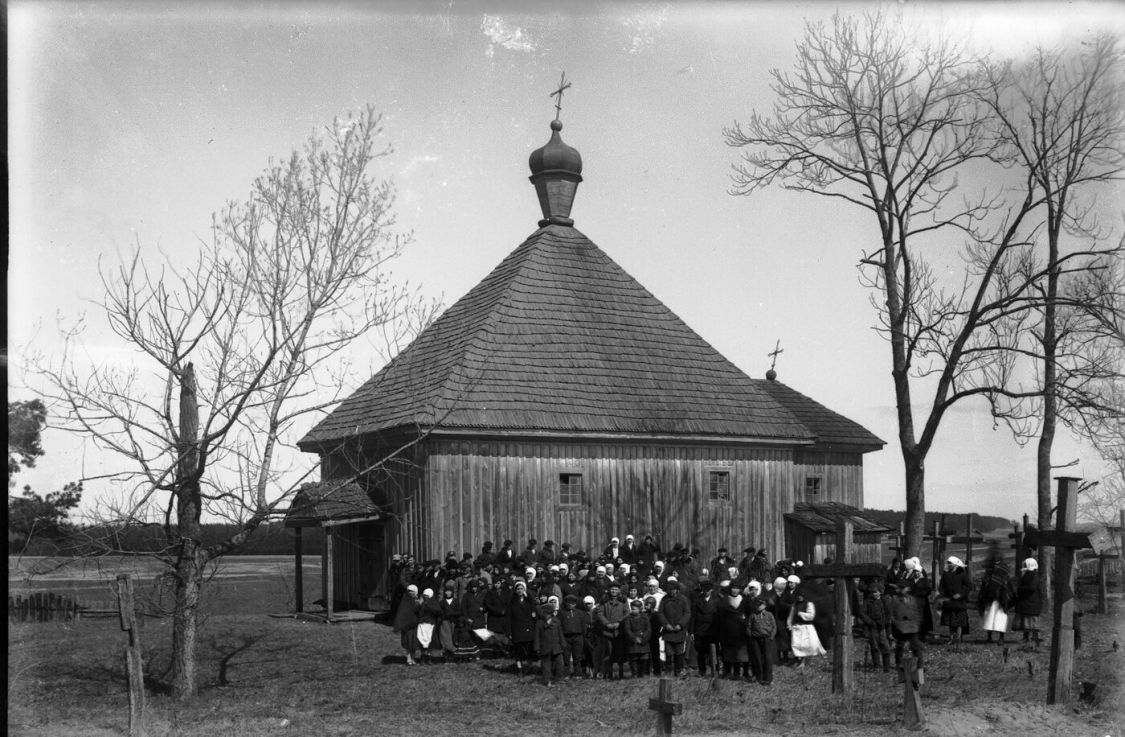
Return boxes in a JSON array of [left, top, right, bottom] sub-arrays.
[[550, 72, 571, 121], [803, 518, 887, 693], [949, 513, 986, 567], [648, 678, 683, 736], [1023, 477, 1092, 704], [768, 339, 784, 371]]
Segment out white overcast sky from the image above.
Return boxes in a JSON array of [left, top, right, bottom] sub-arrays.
[[8, 1, 1125, 522]]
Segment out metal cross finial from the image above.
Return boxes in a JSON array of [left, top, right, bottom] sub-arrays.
[[768, 339, 784, 371], [550, 72, 571, 121]]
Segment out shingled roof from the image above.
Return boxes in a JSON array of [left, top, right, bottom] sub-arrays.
[[284, 480, 385, 527], [758, 379, 884, 451], [785, 502, 893, 535], [299, 223, 884, 451]]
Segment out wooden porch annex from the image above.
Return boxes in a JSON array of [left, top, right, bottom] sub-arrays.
[[283, 480, 389, 623]]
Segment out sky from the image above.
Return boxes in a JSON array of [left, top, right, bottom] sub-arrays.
[[8, 1, 1125, 523]]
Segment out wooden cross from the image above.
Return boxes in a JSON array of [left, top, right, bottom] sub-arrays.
[[949, 513, 986, 567], [900, 653, 925, 730], [803, 518, 886, 693], [648, 678, 683, 735], [768, 339, 784, 371], [1023, 477, 1092, 704], [550, 72, 571, 121]]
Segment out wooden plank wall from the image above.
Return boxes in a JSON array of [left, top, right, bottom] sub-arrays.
[[793, 450, 864, 507], [409, 439, 831, 564]]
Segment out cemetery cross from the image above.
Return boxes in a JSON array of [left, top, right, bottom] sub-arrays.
[[803, 518, 886, 693]]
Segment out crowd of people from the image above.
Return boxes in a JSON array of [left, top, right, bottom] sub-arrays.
[[387, 534, 1045, 687]]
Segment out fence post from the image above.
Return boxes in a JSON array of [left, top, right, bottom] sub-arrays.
[[117, 574, 146, 737]]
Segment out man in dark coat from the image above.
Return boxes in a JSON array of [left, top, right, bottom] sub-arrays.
[[596, 582, 629, 679], [497, 539, 515, 569], [538, 540, 559, 567], [475, 541, 496, 571], [691, 580, 720, 676], [638, 535, 661, 570], [710, 547, 734, 581], [657, 580, 692, 677]]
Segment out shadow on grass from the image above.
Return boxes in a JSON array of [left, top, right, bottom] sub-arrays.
[[210, 632, 269, 687]]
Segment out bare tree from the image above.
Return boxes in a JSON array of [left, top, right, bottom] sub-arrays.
[[980, 37, 1125, 561], [726, 11, 995, 556], [35, 107, 436, 700]]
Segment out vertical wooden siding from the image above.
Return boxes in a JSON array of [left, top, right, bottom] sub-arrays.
[[412, 440, 814, 563], [793, 450, 864, 507]]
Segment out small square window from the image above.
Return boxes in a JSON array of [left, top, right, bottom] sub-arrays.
[[805, 475, 823, 496], [559, 474, 583, 507], [708, 471, 731, 501]]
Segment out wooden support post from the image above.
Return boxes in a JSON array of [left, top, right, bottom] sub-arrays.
[[324, 529, 335, 620], [294, 527, 304, 613], [648, 678, 683, 736], [965, 514, 975, 566], [116, 574, 145, 737], [1097, 556, 1108, 615], [931, 519, 941, 584], [804, 519, 886, 694], [900, 653, 924, 730]]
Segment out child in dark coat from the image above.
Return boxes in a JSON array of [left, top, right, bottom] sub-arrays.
[[858, 586, 892, 672], [747, 597, 778, 685], [559, 594, 591, 679], [534, 603, 565, 686], [623, 599, 652, 678]]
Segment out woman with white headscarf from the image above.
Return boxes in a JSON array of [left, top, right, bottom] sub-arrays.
[[938, 556, 972, 648], [393, 584, 421, 665], [1012, 557, 1043, 647]]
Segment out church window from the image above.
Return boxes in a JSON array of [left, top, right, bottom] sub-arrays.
[[708, 471, 731, 501], [559, 473, 583, 507], [805, 474, 823, 496]]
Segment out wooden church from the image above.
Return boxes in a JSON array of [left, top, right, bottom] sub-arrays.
[[291, 106, 883, 611]]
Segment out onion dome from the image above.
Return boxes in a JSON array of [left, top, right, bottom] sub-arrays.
[[528, 119, 583, 227]]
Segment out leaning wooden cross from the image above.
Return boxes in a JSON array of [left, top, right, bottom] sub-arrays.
[[900, 653, 924, 730], [803, 518, 886, 693], [1023, 476, 1092, 705], [648, 678, 683, 736]]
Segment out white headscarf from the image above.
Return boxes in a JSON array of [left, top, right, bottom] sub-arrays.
[[1022, 557, 1039, 572], [947, 556, 965, 569]]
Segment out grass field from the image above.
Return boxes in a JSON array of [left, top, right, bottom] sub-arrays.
[[7, 559, 1125, 737]]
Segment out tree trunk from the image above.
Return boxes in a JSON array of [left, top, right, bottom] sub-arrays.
[[171, 363, 202, 701], [171, 538, 201, 700], [1036, 207, 1061, 612], [903, 454, 926, 559]]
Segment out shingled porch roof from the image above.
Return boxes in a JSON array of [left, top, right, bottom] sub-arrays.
[[299, 224, 836, 450]]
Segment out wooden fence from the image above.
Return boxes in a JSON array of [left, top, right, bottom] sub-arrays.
[[8, 592, 119, 623]]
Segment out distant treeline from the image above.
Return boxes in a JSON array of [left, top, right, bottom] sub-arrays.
[[863, 509, 1016, 536], [9, 523, 326, 557]]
